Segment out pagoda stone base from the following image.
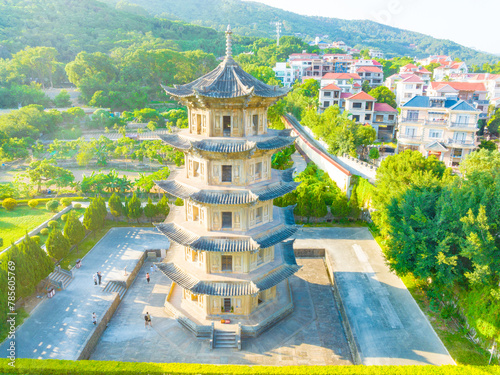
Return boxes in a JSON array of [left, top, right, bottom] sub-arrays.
[[164, 280, 293, 338]]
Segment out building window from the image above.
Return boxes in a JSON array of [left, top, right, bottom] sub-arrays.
[[352, 102, 362, 109], [404, 93, 412, 98], [222, 212, 232, 229], [365, 114, 371, 121], [429, 129, 443, 139], [388, 115, 395, 121], [221, 165, 232, 182], [405, 127, 416, 136], [453, 148, 463, 157], [252, 114, 259, 132], [375, 115, 384, 122], [352, 115, 360, 122], [221, 256, 232, 272], [323, 101, 330, 108], [407, 110, 419, 121], [324, 91, 331, 97], [405, 84, 413, 89]]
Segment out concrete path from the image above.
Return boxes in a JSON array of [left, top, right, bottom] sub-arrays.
[[291, 151, 307, 174], [294, 227, 455, 366], [91, 258, 352, 365], [0, 227, 169, 360]]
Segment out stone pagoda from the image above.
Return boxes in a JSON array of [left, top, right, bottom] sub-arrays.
[[154, 26, 301, 342]]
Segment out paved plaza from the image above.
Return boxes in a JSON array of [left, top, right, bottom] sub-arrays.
[[294, 227, 456, 366], [90, 258, 353, 365], [0, 228, 168, 360]]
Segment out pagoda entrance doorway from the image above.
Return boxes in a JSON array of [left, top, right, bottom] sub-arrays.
[[223, 116, 231, 136], [221, 255, 232, 271], [223, 298, 232, 312], [196, 114, 202, 134], [252, 114, 259, 135]]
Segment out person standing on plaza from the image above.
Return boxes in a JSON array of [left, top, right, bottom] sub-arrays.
[[93, 273, 97, 285], [92, 312, 97, 326], [150, 264, 154, 274], [97, 271, 102, 285], [146, 272, 150, 284]]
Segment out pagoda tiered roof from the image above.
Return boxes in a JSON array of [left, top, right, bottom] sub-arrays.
[[156, 240, 300, 297], [155, 217, 299, 253], [155, 170, 300, 204], [158, 134, 296, 154]]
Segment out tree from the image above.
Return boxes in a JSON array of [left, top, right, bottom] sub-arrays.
[[368, 86, 397, 108], [459, 149, 500, 176], [108, 193, 123, 220], [53, 90, 71, 107], [128, 193, 143, 223], [83, 204, 101, 238], [63, 211, 86, 251], [355, 125, 377, 158], [369, 148, 380, 160], [156, 195, 170, 218], [24, 160, 75, 193], [122, 197, 130, 222], [45, 228, 71, 261], [478, 140, 497, 151], [144, 197, 157, 223], [28, 199, 39, 209], [174, 197, 184, 206], [361, 80, 371, 93]]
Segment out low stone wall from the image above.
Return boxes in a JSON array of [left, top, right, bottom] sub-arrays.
[[126, 251, 146, 289], [293, 248, 325, 257], [77, 293, 121, 360], [323, 250, 362, 365]]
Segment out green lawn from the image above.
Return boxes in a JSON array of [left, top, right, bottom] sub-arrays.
[[0, 206, 55, 251], [59, 220, 154, 270]]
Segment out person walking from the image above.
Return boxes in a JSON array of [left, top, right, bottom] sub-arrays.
[[93, 273, 97, 286], [147, 312, 152, 327], [144, 312, 151, 328], [92, 312, 97, 326], [97, 271, 102, 285], [150, 264, 154, 274], [146, 272, 150, 284]]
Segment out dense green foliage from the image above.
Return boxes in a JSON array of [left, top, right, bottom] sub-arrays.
[[102, 0, 499, 65], [63, 211, 86, 250], [45, 227, 71, 260], [374, 150, 500, 342], [368, 86, 396, 109]]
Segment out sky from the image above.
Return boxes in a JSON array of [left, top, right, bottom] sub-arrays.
[[244, 0, 500, 56]]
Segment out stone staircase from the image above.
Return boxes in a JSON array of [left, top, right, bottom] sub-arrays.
[[103, 281, 127, 300], [213, 330, 238, 349], [48, 267, 73, 290]]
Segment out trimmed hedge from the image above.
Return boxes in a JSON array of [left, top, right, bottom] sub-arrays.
[[0, 360, 500, 375], [0, 197, 88, 208]]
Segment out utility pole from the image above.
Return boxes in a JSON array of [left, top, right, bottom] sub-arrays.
[[272, 21, 282, 46]]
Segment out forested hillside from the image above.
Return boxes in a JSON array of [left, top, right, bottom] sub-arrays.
[[100, 0, 498, 65], [0, 0, 255, 62]]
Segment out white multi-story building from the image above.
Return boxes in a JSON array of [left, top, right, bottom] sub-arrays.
[[272, 62, 295, 87], [355, 66, 384, 87], [427, 81, 489, 119], [433, 61, 468, 81], [399, 64, 431, 85], [369, 49, 384, 59], [397, 95, 479, 168], [321, 72, 362, 91], [345, 91, 376, 124], [396, 74, 424, 107]]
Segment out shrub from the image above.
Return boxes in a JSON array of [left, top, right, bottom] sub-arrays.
[[48, 220, 58, 229], [73, 203, 82, 209], [369, 147, 380, 160], [174, 197, 184, 206], [60, 197, 72, 207], [2, 198, 17, 211], [28, 199, 39, 209], [40, 228, 49, 235], [61, 214, 68, 221], [30, 235, 40, 245], [46, 199, 59, 212]]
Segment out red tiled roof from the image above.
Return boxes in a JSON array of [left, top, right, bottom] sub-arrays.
[[346, 91, 375, 101], [401, 74, 423, 83], [340, 92, 353, 99], [321, 84, 341, 91], [353, 83, 361, 87], [357, 66, 383, 73], [430, 81, 486, 92], [374, 103, 397, 112], [322, 72, 361, 80]]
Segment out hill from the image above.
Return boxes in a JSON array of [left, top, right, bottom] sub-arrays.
[[99, 0, 498, 65], [0, 0, 255, 62]]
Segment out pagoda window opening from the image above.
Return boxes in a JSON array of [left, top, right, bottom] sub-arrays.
[[221, 165, 232, 182], [223, 116, 231, 136], [252, 114, 259, 134], [221, 255, 232, 271], [255, 206, 263, 224], [222, 212, 232, 229], [196, 114, 202, 134], [255, 162, 262, 179], [193, 161, 200, 177], [257, 248, 265, 265]]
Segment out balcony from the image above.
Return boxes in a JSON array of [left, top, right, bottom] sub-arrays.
[[398, 134, 423, 143], [449, 122, 477, 130], [446, 138, 476, 148], [400, 117, 424, 123]]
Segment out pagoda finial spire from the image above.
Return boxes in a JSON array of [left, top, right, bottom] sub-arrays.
[[225, 24, 232, 59]]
